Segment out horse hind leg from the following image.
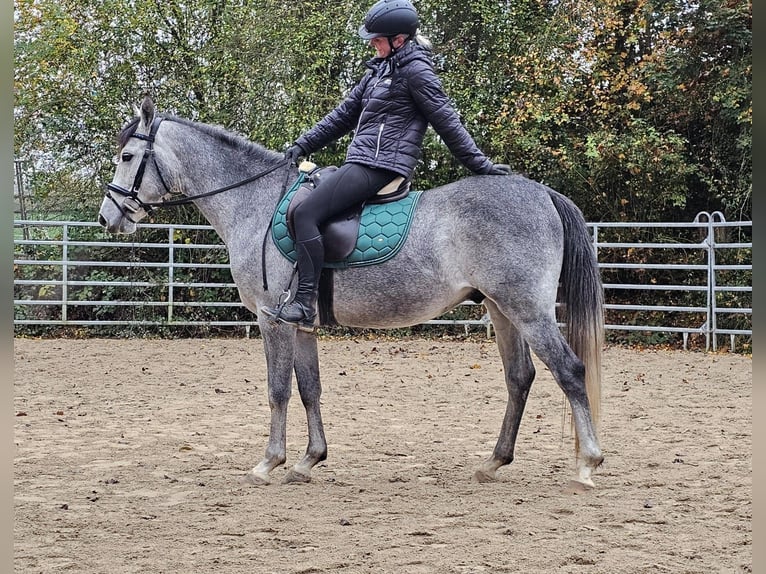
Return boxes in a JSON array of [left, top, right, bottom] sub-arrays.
[[525, 319, 603, 487], [282, 330, 328, 484], [474, 300, 536, 483]]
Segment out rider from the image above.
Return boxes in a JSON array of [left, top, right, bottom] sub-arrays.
[[261, 0, 511, 331]]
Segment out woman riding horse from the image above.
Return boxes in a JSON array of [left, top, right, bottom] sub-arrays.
[[261, 0, 511, 331]]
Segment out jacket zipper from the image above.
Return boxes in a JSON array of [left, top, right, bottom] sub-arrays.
[[356, 65, 390, 156], [355, 71, 385, 136]]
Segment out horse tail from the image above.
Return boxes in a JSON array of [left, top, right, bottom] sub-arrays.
[[548, 190, 604, 433]]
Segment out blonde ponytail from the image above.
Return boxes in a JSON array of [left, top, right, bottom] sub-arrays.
[[413, 33, 432, 51]]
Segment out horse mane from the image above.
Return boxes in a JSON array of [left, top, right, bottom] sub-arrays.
[[117, 114, 281, 165]]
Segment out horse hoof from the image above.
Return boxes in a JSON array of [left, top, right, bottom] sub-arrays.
[[472, 469, 497, 483], [562, 479, 594, 494], [282, 469, 311, 484], [240, 472, 270, 486]]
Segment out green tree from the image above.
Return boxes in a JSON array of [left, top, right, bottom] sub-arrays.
[[478, 0, 751, 222], [14, 0, 368, 218], [14, 0, 751, 223], [642, 0, 752, 220]]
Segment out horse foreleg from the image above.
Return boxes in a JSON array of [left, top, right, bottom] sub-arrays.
[[243, 325, 295, 485], [474, 302, 536, 483], [282, 330, 327, 484]]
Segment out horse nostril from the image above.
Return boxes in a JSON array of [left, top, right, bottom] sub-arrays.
[[98, 214, 107, 227]]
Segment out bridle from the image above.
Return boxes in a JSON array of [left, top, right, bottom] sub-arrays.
[[104, 116, 290, 223], [104, 115, 293, 291], [104, 117, 173, 222]]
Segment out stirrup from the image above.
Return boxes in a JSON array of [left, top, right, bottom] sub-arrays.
[[260, 301, 316, 332]]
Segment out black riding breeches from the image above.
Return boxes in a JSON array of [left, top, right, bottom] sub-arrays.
[[292, 162, 399, 242]]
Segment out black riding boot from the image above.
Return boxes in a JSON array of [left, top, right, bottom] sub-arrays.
[[261, 235, 323, 332]]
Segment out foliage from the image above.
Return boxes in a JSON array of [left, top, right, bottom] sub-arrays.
[[14, 0, 751, 223]]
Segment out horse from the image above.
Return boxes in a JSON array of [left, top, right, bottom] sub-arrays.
[[98, 96, 604, 488]]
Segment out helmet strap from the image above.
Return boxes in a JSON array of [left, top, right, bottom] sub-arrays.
[[386, 34, 410, 56], [387, 36, 397, 54]]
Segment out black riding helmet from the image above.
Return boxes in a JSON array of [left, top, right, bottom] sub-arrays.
[[358, 0, 419, 40]]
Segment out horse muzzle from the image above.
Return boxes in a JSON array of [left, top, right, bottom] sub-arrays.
[[98, 195, 139, 234]]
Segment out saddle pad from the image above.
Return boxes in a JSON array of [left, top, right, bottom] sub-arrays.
[[271, 181, 423, 268]]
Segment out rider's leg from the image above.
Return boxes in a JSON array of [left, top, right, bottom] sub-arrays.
[[262, 234, 324, 332], [261, 162, 398, 330]]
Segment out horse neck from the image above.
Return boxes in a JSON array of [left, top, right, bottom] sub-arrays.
[[166, 120, 285, 245], [188, 171, 284, 248]]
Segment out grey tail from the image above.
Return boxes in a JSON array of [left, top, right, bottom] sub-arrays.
[[547, 190, 604, 428]]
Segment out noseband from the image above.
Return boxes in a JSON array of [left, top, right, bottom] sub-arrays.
[[105, 117, 172, 222]]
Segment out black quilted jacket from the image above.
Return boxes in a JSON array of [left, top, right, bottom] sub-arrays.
[[294, 41, 494, 178]]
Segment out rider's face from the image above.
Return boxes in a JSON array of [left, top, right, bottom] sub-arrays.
[[369, 35, 405, 58], [370, 37, 391, 58]]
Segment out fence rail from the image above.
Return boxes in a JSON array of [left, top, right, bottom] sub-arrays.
[[14, 213, 752, 351]]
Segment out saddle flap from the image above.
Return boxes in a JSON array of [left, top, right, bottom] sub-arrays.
[[322, 204, 365, 262]]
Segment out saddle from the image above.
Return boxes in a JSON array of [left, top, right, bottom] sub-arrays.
[[286, 161, 411, 262]]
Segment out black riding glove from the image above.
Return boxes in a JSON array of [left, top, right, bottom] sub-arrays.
[[284, 144, 305, 165], [487, 163, 512, 175]]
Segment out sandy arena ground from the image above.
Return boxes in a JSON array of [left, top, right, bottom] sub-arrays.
[[14, 336, 751, 573]]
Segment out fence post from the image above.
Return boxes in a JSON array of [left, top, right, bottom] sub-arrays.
[[14, 160, 30, 240], [62, 223, 68, 323], [694, 211, 726, 352], [168, 227, 175, 322], [693, 212, 712, 351], [590, 222, 599, 251], [708, 212, 726, 352]]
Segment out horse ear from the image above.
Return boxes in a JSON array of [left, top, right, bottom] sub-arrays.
[[139, 96, 155, 129]]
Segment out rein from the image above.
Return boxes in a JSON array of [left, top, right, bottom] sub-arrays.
[[152, 159, 291, 207]]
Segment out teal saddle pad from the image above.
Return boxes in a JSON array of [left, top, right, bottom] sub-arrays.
[[271, 178, 423, 269]]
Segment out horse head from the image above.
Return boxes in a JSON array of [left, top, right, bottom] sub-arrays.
[[98, 97, 175, 234]]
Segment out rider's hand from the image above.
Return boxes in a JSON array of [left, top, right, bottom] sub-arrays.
[[487, 163, 512, 175], [284, 144, 305, 165]]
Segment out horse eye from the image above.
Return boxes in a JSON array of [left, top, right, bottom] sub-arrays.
[[121, 152, 134, 162]]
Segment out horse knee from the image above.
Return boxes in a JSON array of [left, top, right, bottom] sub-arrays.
[[269, 385, 291, 407], [520, 361, 536, 389], [297, 380, 322, 407]]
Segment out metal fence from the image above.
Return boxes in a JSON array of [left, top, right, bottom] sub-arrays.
[[591, 212, 751, 351], [13, 213, 751, 351]]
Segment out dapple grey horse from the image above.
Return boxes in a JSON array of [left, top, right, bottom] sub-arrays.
[[98, 97, 604, 488]]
